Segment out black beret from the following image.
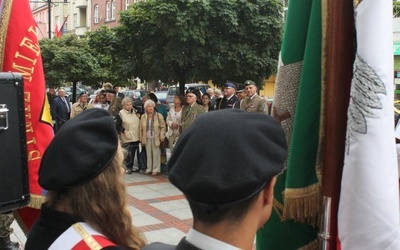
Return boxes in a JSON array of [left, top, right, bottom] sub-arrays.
[[168, 109, 287, 207], [236, 84, 245, 93], [148, 93, 158, 103], [105, 89, 116, 94], [39, 109, 118, 190], [244, 80, 256, 86], [78, 91, 87, 98]]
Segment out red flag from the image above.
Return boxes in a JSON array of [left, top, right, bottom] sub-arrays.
[[0, 0, 54, 232]]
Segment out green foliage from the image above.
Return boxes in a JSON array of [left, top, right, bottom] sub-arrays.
[[87, 26, 127, 86], [116, 0, 284, 88], [40, 35, 103, 87], [395, 0, 400, 17]]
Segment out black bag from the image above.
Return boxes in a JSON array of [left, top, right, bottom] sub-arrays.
[[160, 137, 168, 150], [138, 146, 147, 171]]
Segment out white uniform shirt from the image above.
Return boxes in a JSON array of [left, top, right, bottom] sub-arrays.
[[186, 228, 241, 250]]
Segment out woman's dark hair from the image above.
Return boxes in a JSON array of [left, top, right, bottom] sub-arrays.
[[188, 189, 260, 226], [174, 95, 185, 106], [201, 93, 213, 110], [148, 93, 158, 103]]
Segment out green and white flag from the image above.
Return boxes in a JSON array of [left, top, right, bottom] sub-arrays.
[[257, 0, 322, 248]]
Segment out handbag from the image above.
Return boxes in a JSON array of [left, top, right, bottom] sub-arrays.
[[160, 138, 168, 149], [138, 143, 147, 171], [157, 113, 168, 149]]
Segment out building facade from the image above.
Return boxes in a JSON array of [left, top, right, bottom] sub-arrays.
[[31, 2, 50, 39], [31, 0, 145, 39]]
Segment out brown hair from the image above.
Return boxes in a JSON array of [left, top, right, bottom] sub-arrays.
[[46, 146, 146, 249]]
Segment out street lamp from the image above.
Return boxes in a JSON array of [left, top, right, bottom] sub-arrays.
[[48, 0, 51, 38], [45, 0, 68, 38]]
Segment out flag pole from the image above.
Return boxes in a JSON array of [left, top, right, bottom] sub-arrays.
[[319, 0, 354, 249]]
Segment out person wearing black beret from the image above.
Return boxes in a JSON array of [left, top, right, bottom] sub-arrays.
[[105, 88, 123, 122], [142, 109, 287, 250], [233, 84, 247, 109], [240, 80, 268, 114], [70, 91, 93, 119], [181, 89, 205, 132], [25, 109, 146, 250]]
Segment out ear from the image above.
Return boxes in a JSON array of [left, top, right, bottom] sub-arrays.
[[263, 176, 277, 206], [257, 176, 278, 228]]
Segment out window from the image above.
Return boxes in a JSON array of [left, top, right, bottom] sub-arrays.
[[94, 5, 99, 23], [125, 0, 129, 10], [106, 1, 110, 21], [73, 13, 77, 28], [111, 0, 116, 20]]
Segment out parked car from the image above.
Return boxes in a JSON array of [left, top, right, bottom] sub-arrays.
[[154, 91, 167, 103], [154, 91, 168, 110], [166, 83, 210, 109]]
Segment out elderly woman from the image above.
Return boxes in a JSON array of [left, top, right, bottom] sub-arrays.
[[116, 97, 140, 174], [25, 109, 146, 249], [166, 95, 184, 154], [70, 92, 93, 118], [140, 100, 166, 175]]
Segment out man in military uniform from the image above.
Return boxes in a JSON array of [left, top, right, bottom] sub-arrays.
[[181, 89, 205, 132], [240, 80, 268, 113], [216, 82, 239, 110], [106, 89, 123, 122], [233, 84, 246, 109], [0, 213, 19, 250]]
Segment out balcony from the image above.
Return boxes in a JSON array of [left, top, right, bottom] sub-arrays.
[[75, 0, 87, 8], [75, 26, 87, 36]]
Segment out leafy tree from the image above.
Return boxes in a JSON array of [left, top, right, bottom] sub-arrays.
[[116, 0, 283, 94], [40, 35, 103, 100], [87, 26, 127, 86]]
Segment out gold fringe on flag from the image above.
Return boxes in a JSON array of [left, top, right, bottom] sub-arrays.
[[299, 239, 319, 250], [283, 183, 321, 226], [28, 194, 46, 209], [0, 0, 12, 68]]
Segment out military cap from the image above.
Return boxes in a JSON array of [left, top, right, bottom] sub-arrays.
[[104, 88, 116, 94], [39, 109, 118, 190], [77, 91, 87, 98], [236, 84, 245, 93], [168, 109, 287, 207], [244, 80, 256, 86], [186, 88, 201, 98], [224, 82, 236, 89]]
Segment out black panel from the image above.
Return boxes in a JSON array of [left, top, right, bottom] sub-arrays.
[[0, 72, 29, 213]]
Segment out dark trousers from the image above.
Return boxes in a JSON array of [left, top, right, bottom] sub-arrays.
[[122, 141, 139, 170]]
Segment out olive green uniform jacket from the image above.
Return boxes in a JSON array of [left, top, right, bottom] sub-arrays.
[[240, 94, 268, 114], [181, 103, 205, 132]]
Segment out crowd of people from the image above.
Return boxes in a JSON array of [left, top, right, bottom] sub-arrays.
[[46, 80, 270, 176]]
